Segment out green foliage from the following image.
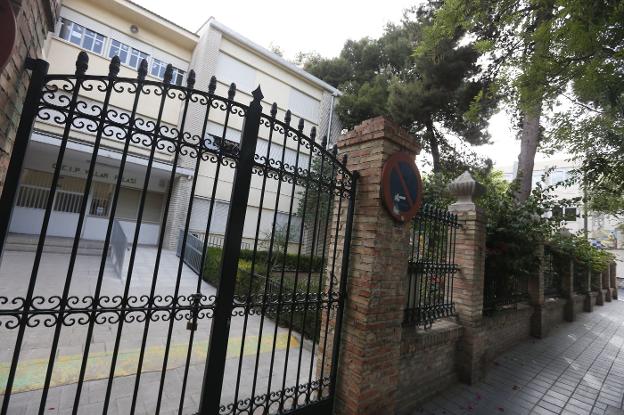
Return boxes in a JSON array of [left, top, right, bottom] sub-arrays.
[[202, 247, 325, 339], [301, 4, 496, 172], [549, 232, 615, 272]]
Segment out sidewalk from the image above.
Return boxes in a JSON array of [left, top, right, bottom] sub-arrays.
[[417, 299, 624, 415]]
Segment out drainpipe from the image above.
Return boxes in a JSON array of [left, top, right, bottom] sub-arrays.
[[326, 93, 336, 146]]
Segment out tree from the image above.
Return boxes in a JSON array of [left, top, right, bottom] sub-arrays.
[[422, 0, 624, 202], [302, 4, 495, 174]]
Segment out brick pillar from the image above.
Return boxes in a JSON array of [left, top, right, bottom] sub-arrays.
[[611, 262, 618, 300], [529, 244, 546, 338], [447, 172, 487, 383], [0, 0, 59, 193], [562, 258, 575, 321], [326, 117, 420, 415]]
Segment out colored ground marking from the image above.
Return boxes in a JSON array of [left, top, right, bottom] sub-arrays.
[[0, 333, 299, 394]]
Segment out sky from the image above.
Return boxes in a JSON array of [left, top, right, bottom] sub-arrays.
[[134, 0, 530, 172]]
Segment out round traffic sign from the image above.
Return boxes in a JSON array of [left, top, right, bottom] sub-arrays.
[[381, 152, 423, 223]]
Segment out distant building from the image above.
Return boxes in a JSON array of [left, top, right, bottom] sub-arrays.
[[8, 0, 341, 249], [502, 158, 623, 249]]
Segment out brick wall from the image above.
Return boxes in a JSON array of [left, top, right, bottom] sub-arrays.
[[0, 0, 58, 193], [398, 321, 463, 414]]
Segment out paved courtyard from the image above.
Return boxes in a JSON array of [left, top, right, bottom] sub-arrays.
[[0, 244, 315, 414], [417, 295, 624, 415]]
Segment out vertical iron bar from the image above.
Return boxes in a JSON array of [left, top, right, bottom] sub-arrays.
[[101, 67, 172, 415], [228, 97, 271, 415], [247, 105, 280, 415], [259, 110, 291, 411], [0, 58, 48, 415], [328, 171, 357, 403], [72, 65, 145, 412], [3, 53, 86, 415], [39, 58, 119, 414], [0, 59, 48, 256], [151, 72, 196, 415], [197, 87, 263, 415], [293, 136, 327, 407], [306, 149, 336, 402], [285, 128, 315, 409], [319, 155, 345, 398]]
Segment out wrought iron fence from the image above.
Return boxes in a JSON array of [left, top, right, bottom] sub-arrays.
[[404, 204, 459, 328], [573, 261, 589, 294], [543, 245, 563, 298], [0, 52, 357, 415], [591, 270, 602, 292], [483, 261, 530, 314]]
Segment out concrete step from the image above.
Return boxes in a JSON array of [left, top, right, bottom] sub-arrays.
[[3, 233, 109, 256]]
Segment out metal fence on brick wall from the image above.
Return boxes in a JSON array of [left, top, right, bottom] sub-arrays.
[[543, 245, 563, 298], [404, 204, 459, 329]]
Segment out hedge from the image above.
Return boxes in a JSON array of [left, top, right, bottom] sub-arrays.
[[202, 247, 325, 339]]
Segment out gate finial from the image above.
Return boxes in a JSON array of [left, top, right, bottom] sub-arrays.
[[163, 64, 173, 84], [251, 85, 263, 102], [321, 135, 327, 149], [186, 70, 196, 89], [138, 59, 148, 80], [108, 56, 120, 78], [270, 102, 277, 118], [297, 118, 304, 132], [75, 51, 88, 76], [284, 110, 291, 125], [227, 83, 236, 100], [208, 76, 217, 94], [310, 126, 317, 140]]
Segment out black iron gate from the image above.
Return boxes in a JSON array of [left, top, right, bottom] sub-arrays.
[[0, 53, 356, 415]]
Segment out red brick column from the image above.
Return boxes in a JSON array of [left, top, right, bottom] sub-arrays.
[[0, 0, 59, 193], [324, 116, 420, 415], [446, 172, 487, 383]]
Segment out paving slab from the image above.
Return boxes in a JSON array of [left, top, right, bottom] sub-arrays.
[[415, 299, 624, 415]]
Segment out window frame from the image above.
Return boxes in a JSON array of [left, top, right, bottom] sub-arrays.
[[150, 57, 186, 86], [58, 17, 106, 55], [108, 38, 149, 70]]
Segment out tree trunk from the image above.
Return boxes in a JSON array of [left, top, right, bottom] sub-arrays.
[[425, 119, 441, 172], [514, 107, 541, 201]]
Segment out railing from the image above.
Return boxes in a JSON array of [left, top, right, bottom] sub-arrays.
[[543, 245, 562, 298], [404, 204, 459, 328], [110, 219, 127, 278], [189, 231, 251, 251], [176, 229, 204, 274], [573, 260, 588, 294], [15, 185, 50, 209]]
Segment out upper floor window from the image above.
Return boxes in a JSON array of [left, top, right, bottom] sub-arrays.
[[108, 40, 148, 70], [58, 18, 106, 54], [150, 58, 185, 86]]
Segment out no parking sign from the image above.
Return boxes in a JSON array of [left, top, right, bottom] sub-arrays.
[[381, 152, 423, 223]]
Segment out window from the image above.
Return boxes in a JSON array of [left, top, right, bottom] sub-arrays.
[[150, 58, 185, 86], [58, 18, 106, 54], [288, 88, 320, 122], [215, 53, 256, 92], [564, 207, 577, 222], [109, 40, 148, 70]]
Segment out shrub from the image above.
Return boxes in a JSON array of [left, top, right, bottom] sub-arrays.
[[201, 247, 325, 339]]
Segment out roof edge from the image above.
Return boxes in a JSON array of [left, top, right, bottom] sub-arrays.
[[207, 19, 341, 96]]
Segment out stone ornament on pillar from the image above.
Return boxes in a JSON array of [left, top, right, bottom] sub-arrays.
[[447, 171, 486, 209]]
